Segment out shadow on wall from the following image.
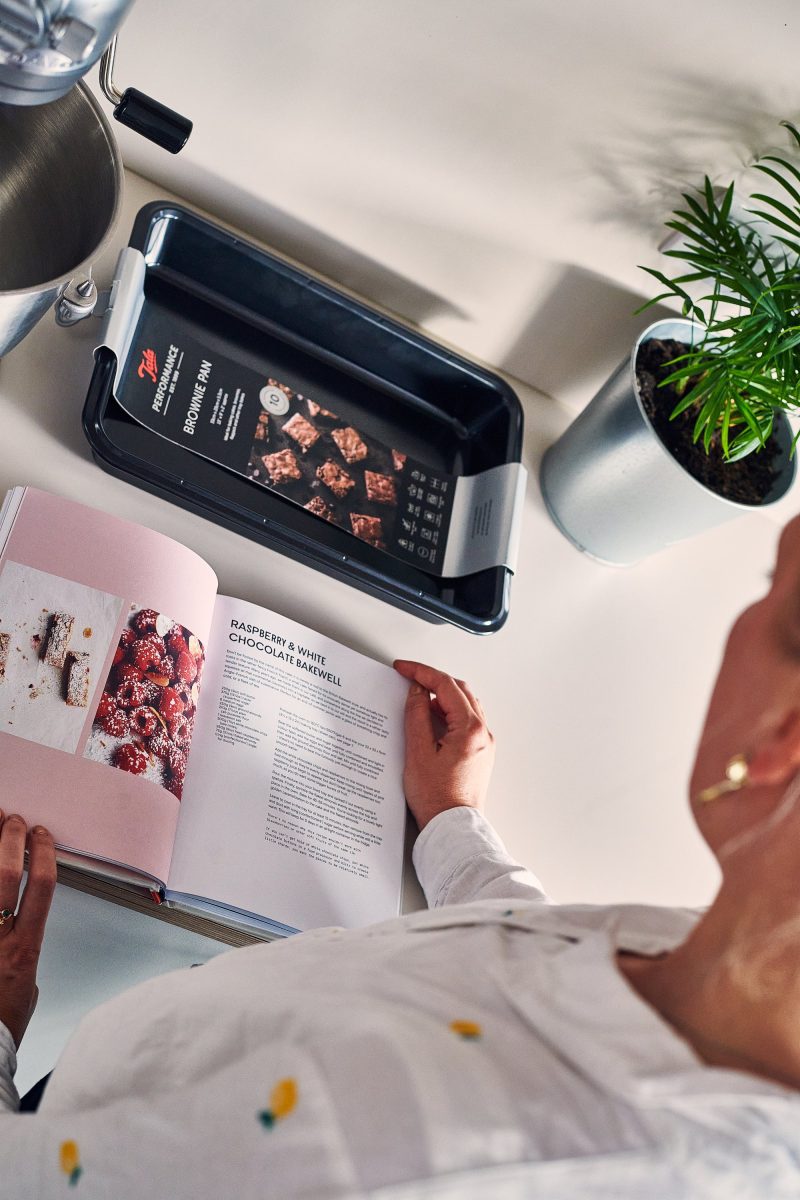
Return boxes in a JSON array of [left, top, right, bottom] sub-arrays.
[[581, 71, 800, 237], [500, 264, 676, 405], [138, 162, 470, 330], [516, 77, 800, 406]]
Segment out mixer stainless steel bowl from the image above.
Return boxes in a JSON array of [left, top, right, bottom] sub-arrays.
[[0, 81, 121, 356]]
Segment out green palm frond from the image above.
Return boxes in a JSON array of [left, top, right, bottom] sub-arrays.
[[639, 122, 800, 459]]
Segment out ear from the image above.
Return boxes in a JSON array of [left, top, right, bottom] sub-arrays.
[[747, 710, 800, 785]]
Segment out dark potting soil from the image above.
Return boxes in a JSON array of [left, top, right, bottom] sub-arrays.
[[636, 338, 784, 506]]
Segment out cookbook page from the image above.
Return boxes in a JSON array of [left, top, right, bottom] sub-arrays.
[[0, 488, 217, 885], [167, 594, 409, 930]]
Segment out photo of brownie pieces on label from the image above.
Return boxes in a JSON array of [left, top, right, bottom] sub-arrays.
[[307, 398, 337, 420], [331, 426, 368, 464], [236, 374, 431, 564], [267, 377, 294, 400], [350, 513, 385, 548], [317, 459, 355, 497], [364, 470, 397, 505], [44, 611, 74, 668], [65, 650, 91, 707], [261, 449, 303, 484], [282, 412, 320, 452], [304, 496, 335, 521], [0, 632, 9, 679]]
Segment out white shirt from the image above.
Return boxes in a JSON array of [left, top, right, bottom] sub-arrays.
[[1, 807, 799, 1198]]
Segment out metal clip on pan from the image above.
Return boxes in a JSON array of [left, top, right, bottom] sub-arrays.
[[99, 36, 192, 154]]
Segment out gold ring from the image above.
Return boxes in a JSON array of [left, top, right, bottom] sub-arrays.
[[0, 909, 13, 926], [696, 754, 750, 804]]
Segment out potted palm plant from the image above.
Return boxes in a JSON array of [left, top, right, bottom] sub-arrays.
[[540, 123, 800, 564]]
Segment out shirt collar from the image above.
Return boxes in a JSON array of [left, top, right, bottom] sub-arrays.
[[401, 896, 699, 955], [493, 913, 798, 1111]]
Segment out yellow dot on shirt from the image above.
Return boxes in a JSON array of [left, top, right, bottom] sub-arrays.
[[258, 1077, 299, 1128], [59, 1140, 83, 1186], [450, 1019, 482, 1040], [270, 1077, 298, 1118]]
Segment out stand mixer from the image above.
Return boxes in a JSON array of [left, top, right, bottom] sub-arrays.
[[0, 0, 192, 151], [0, 0, 193, 355]]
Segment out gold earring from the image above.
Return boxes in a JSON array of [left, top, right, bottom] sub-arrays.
[[696, 754, 750, 804]]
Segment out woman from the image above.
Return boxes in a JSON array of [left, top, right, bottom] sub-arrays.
[[3, 523, 800, 1197]]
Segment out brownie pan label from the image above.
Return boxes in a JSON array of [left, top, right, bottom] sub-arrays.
[[114, 311, 526, 577]]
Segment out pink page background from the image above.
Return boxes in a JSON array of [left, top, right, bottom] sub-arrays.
[[0, 488, 218, 884]]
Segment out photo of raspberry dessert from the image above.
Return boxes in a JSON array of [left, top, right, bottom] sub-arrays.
[[84, 606, 205, 800]]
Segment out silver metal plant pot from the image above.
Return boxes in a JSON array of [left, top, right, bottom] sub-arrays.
[[539, 317, 797, 564], [0, 81, 122, 357]]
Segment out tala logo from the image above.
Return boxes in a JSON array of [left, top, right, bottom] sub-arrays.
[[138, 348, 158, 383]]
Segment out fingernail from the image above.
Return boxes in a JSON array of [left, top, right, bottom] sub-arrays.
[[410, 682, 426, 695], [32, 826, 48, 835]]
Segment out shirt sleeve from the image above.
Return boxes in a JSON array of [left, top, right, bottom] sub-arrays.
[[411, 806, 550, 907]]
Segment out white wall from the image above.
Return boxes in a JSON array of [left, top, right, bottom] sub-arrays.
[[100, 0, 800, 408]]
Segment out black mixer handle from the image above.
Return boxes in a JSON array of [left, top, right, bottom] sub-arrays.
[[112, 88, 192, 154], [99, 35, 192, 154]]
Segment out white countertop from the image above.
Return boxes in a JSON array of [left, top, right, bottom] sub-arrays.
[[3, 168, 795, 1092]]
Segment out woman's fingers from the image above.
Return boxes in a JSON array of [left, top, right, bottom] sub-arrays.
[[394, 660, 477, 731], [403, 678, 436, 750], [0, 817, 55, 1047], [0, 814, 27, 915], [15, 825, 56, 946], [393, 660, 495, 831], [0, 814, 57, 946], [455, 678, 488, 726]]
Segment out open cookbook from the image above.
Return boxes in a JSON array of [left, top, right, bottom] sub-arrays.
[[0, 487, 411, 939]]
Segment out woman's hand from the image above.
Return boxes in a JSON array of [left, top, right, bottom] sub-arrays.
[[394, 660, 494, 831], [0, 814, 56, 1047]]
